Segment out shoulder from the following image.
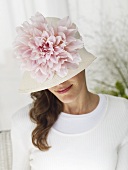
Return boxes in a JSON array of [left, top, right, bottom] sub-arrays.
[[103, 94, 128, 135], [105, 94, 128, 109], [11, 103, 35, 131], [104, 94, 128, 123]]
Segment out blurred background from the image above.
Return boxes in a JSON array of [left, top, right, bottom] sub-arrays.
[[1, 0, 128, 131], [0, 0, 128, 169]]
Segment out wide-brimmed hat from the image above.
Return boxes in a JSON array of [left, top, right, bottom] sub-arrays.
[[13, 12, 96, 93]]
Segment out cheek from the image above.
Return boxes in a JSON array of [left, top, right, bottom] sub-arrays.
[[48, 88, 60, 99], [48, 87, 55, 93]]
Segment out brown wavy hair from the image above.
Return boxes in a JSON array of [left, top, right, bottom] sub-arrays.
[[29, 89, 63, 151]]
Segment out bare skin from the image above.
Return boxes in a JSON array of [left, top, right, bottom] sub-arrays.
[[48, 70, 99, 115]]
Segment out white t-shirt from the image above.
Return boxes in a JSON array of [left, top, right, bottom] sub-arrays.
[[11, 94, 128, 170], [53, 94, 106, 134]]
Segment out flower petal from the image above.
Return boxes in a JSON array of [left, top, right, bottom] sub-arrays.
[[65, 40, 83, 51]]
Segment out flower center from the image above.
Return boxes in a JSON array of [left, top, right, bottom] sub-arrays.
[[39, 42, 50, 52]]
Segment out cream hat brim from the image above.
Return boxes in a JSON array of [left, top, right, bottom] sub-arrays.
[[19, 48, 96, 93]]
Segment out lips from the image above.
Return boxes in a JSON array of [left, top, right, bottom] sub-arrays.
[[57, 85, 72, 94]]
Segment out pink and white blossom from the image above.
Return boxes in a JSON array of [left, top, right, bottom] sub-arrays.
[[13, 12, 83, 82]]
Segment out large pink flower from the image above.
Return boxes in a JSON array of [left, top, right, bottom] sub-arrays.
[[13, 12, 83, 82]]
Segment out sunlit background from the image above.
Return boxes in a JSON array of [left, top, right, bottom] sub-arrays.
[[0, 0, 128, 131]]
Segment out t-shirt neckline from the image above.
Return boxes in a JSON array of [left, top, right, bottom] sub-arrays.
[[50, 94, 109, 137]]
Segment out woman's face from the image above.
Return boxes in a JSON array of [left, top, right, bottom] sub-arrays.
[[48, 70, 86, 103]]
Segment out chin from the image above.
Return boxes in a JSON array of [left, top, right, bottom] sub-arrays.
[[58, 95, 76, 104]]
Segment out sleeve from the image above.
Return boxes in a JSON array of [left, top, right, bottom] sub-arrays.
[[11, 109, 31, 170], [116, 98, 128, 170], [116, 131, 128, 170]]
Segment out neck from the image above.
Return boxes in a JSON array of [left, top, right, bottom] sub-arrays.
[[63, 89, 99, 115]]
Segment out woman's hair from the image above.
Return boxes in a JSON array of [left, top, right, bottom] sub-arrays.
[[29, 89, 63, 151]]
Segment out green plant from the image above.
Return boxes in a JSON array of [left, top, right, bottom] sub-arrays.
[[94, 81, 128, 99]]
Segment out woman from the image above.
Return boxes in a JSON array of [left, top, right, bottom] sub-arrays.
[[11, 12, 128, 170]]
